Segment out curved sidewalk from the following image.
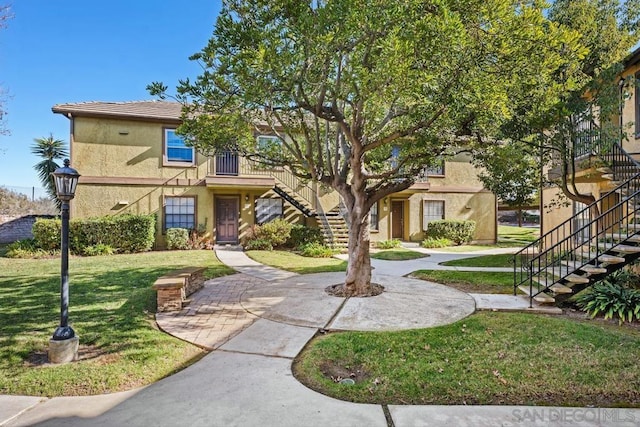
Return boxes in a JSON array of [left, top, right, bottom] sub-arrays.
[[4, 248, 638, 427]]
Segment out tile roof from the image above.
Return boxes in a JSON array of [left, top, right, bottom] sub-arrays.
[[51, 100, 183, 122]]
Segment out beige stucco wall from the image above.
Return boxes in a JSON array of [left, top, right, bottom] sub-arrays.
[[620, 63, 640, 154], [69, 115, 494, 246], [370, 154, 496, 244]]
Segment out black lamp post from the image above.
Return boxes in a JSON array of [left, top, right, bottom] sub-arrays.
[[51, 159, 80, 341]]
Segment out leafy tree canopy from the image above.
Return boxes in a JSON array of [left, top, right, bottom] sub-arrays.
[[149, 0, 583, 295]]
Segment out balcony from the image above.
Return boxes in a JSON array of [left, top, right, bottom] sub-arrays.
[[205, 151, 274, 189]]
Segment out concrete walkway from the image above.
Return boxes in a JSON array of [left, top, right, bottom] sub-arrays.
[[3, 247, 638, 426]]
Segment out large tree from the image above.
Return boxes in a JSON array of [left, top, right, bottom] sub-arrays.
[[501, 0, 640, 210], [150, 0, 579, 296]]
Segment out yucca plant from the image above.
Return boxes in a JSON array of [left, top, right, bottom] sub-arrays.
[[30, 134, 68, 209], [576, 269, 640, 324]]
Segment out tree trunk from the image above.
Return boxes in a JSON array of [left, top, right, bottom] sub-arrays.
[[517, 209, 523, 227], [343, 206, 373, 297]]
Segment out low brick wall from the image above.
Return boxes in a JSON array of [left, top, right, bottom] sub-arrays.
[[152, 267, 206, 312], [0, 215, 55, 244]]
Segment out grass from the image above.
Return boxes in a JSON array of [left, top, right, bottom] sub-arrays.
[[498, 225, 539, 243], [370, 248, 428, 261], [440, 254, 514, 268], [294, 311, 640, 407], [410, 270, 514, 294], [0, 250, 234, 397], [246, 250, 347, 273]]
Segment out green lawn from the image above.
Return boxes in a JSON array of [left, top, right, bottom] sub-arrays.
[[246, 250, 347, 273], [370, 248, 428, 261], [498, 225, 539, 243], [294, 311, 640, 406], [0, 250, 234, 397], [411, 270, 514, 294], [440, 253, 514, 268]]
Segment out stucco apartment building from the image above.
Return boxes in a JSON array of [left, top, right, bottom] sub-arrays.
[[52, 101, 497, 249]]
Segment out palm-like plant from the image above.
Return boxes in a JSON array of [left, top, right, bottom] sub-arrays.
[[31, 134, 69, 208]]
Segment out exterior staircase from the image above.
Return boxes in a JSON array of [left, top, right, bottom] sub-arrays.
[[514, 141, 640, 306], [264, 169, 348, 249]]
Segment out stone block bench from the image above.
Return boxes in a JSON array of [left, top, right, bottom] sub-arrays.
[[152, 267, 207, 312]]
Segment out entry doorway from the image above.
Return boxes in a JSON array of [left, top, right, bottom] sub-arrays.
[[215, 197, 239, 244], [391, 200, 404, 239]]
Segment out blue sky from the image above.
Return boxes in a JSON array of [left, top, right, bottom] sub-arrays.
[[0, 0, 221, 190]]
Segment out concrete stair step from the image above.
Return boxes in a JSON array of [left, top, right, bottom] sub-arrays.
[[612, 244, 640, 254], [564, 273, 590, 284], [517, 285, 556, 304]]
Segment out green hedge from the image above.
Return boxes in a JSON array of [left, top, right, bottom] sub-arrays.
[[166, 228, 189, 250], [425, 220, 476, 245], [32, 214, 156, 254]]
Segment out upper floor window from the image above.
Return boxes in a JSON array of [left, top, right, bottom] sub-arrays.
[[164, 128, 195, 165], [256, 135, 283, 167], [425, 159, 444, 176], [164, 196, 196, 231], [635, 72, 640, 137]]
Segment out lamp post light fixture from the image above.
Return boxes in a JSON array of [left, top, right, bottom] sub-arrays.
[[48, 159, 80, 364]]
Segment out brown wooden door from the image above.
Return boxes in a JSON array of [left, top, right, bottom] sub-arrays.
[[391, 201, 404, 239], [216, 197, 239, 243]]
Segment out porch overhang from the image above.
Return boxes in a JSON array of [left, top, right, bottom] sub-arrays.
[[205, 175, 275, 189]]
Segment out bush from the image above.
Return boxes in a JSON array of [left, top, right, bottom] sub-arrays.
[[258, 218, 293, 247], [376, 239, 401, 249], [166, 228, 190, 250], [244, 238, 273, 251], [425, 220, 476, 245], [5, 239, 56, 259], [298, 242, 336, 258], [32, 214, 156, 254], [576, 270, 640, 324], [82, 244, 115, 257], [243, 219, 293, 250], [32, 218, 61, 251], [288, 224, 324, 248], [420, 237, 452, 248]]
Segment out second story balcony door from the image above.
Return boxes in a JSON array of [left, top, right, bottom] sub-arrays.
[[215, 151, 239, 176]]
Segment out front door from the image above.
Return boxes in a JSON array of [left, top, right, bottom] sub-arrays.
[[216, 197, 239, 243], [391, 200, 404, 239]]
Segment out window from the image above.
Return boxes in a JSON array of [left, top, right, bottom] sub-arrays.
[[636, 72, 640, 137], [369, 202, 379, 231], [164, 128, 195, 164], [425, 159, 444, 176], [422, 200, 444, 230], [255, 197, 283, 224], [164, 196, 196, 230], [256, 135, 283, 167]]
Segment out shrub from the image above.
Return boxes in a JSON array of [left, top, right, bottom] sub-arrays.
[[258, 218, 293, 247], [576, 269, 640, 324], [420, 237, 452, 248], [187, 229, 214, 250], [376, 239, 401, 249], [244, 238, 273, 251], [32, 214, 156, 254], [288, 224, 324, 248], [166, 228, 190, 250], [298, 242, 335, 258], [5, 239, 56, 259], [425, 220, 476, 245], [32, 218, 61, 251], [82, 244, 115, 256]]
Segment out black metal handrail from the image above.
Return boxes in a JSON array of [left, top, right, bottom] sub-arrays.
[[514, 141, 640, 304]]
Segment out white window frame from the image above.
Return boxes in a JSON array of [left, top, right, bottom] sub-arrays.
[[164, 128, 195, 166], [422, 200, 445, 230], [164, 196, 196, 231]]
